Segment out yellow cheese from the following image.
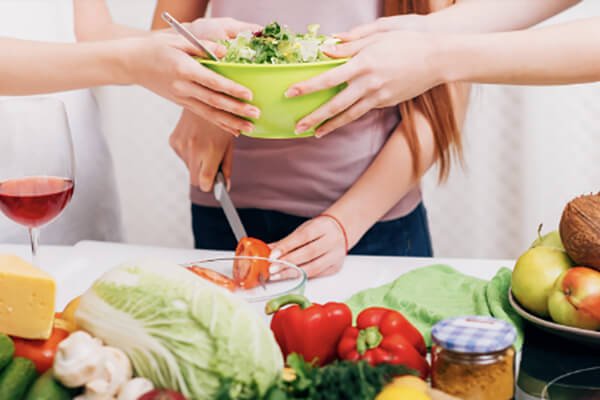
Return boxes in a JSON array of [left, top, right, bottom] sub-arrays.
[[0, 254, 55, 339]]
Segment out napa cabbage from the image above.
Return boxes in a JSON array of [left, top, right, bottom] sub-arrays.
[[74, 259, 283, 400]]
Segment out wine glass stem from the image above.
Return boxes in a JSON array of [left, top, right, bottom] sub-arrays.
[[28, 227, 40, 266]]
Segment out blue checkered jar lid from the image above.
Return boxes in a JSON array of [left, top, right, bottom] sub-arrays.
[[431, 316, 517, 354]]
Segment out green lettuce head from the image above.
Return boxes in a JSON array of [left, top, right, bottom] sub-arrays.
[[74, 259, 283, 399]]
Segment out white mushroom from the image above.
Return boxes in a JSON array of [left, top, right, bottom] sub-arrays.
[[54, 331, 105, 388], [85, 347, 133, 397], [117, 378, 154, 400], [74, 393, 114, 400]]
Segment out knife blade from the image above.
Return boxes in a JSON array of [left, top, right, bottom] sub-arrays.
[[213, 171, 247, 242]]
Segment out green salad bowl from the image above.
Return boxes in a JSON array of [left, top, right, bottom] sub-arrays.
[[197, 59, 348, 139]]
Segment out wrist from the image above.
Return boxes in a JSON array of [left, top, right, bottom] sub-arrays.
[[110, 38, 142, 86], [322, 207, 368, 251], [429, 33, 461, 85]]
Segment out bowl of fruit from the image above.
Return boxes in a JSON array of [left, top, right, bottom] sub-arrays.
[[197, 21, 347, 139], [509, 193, 600, 346]]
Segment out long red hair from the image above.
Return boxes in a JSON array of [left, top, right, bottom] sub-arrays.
[[384, 0, 462, 182]]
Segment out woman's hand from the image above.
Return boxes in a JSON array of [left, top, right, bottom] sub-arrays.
[[333, 14, 427, 41], [123, 31, 260, 134], [186, 17, 262, 40], [287, 30, 442, 137], [169, 109, 236, 192], [269, 215, 348, 279]]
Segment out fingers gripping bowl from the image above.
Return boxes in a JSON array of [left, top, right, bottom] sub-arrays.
[[197, 22, 348, 139]]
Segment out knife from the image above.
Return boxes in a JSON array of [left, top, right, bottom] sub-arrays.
[[213, 171, 247, 242], [213, 171, 267, 290]]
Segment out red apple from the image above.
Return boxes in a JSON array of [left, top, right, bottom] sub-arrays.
[[138, 389, 187, 400], [548, 267, 600, 330]]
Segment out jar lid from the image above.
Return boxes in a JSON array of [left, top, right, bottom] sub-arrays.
[[431, 316, 517, 354]]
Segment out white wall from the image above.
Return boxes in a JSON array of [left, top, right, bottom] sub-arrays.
[[100, 1, 600, 258]]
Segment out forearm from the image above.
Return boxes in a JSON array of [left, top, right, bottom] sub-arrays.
[[326, 113, 437, 247], [423, 0, 580, 33], [0, 38, 132, 95], [74, 0, 145, 41], [439, 18, 600, 85]]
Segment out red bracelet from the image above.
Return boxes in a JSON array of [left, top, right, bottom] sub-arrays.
[[318, 213, 349, 254]]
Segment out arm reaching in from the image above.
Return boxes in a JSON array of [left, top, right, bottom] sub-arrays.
[[339, 0, 580, 40], [271, 82, 470, 278], [290, 15, 600, 136], [72, 0, 262, 134]]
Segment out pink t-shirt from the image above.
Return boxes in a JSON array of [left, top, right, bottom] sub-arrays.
[[191, 0, 422, 220]]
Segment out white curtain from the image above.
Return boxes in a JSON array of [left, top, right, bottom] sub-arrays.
[[100, 1, 600, 258]]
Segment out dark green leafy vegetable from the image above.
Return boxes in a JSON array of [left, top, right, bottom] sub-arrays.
[[216, 353, 416, 400], [221, 21, 336, 64]]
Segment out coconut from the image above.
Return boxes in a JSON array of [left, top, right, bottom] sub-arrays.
[[559, 193, 600, 270]]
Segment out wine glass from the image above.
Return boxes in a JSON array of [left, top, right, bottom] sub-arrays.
[[0, 97, 75, 266]]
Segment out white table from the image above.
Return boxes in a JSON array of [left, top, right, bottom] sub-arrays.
[[0, 240, 515, 310]]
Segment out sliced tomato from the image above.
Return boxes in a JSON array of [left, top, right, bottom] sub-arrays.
[[12, 326, 70, 374], [233, 237, 271, 289], [187, 265, 236, 292]]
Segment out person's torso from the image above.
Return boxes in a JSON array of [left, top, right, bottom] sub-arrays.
[[0, 0, 123, 244], [192, 0, 422, 220]]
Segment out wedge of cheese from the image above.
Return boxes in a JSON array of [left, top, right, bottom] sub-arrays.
[[0, 254, 55, 339]]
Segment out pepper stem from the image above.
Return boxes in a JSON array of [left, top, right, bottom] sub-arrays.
[[356, 326, 383, 355], [265, 294, 312, 315]]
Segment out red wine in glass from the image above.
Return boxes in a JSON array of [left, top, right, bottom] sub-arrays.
[[0, 177, 74, 228], [0, 97, 75, 267]]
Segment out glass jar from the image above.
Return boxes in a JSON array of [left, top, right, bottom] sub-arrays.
[[431, 316, 517, 400]]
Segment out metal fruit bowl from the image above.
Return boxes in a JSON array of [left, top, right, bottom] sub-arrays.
[[508, 287, 600, 347]]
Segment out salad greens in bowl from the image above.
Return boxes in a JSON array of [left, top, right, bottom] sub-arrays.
[[197, 22, 348, 139]]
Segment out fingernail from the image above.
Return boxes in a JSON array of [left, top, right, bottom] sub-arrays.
[[269, 249, 282, 260], [321, 45, 336, 53], [243, 123, 254, 133], [270, 273, 281, 281], [247, 108, 260, 119], [295, 124, 308, 135], [285, 88, 300, 98], [315, 128, 326, 138], [243, 91, 253, 101]]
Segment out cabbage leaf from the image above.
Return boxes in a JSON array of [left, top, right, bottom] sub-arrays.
[[74, 259, 283, 399]]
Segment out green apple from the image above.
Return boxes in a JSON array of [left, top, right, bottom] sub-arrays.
[[530, 224, 565, 251], [548, 267, 600, 330], [512, 247, 573, 317]]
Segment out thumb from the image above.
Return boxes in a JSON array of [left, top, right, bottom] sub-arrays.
[[221, 141, 234, 191], [173, 34, 226, 59], [201, 40, 226, 58]]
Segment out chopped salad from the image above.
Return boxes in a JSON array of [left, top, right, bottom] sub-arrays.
[[220, 21, 338, 64]]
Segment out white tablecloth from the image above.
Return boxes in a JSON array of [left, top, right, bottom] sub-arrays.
[[0, 241, 515, 310]]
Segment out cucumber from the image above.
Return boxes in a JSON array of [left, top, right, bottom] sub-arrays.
[[0, 357, 38, 400], [24, 369, 78, 400], [0, 334, 15, 372]]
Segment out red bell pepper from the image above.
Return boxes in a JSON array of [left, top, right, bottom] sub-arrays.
[[337, 307, 429, 379], [265, 294, 352, 366], [12, 326, 70, 374]]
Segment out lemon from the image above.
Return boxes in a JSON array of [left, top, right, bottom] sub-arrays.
[[391, 375, 428, 392], [62, 295, 81, 326], [375, 386, 431, 400]]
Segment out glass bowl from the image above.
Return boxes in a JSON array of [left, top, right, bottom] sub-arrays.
[[182, 256, 306, 318]]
